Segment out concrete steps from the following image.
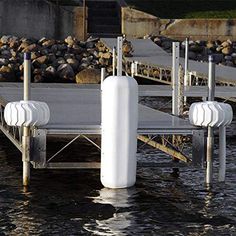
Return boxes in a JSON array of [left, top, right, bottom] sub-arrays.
[[87, 0, 121, 37]]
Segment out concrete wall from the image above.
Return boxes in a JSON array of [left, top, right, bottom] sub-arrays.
[[121, 7, 236, 41], [121, 7, 159, 38], [160, 19, 236, 41], [73, 6, 87, 40], [0, 0, 74, 39]]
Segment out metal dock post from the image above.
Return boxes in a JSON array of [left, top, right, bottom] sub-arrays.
[[112, 47, 116, 76], [117, 37, 123, 76], [172, 42, 180, 116], [206, 55, 215, 185], [219, 126, 226, 182], [184, 37, 189, 105], [22, 52, 31, 186]]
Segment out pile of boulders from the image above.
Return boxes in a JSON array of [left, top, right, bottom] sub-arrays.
[[152, 36, 236, 67], [0, 35, 113, 83]]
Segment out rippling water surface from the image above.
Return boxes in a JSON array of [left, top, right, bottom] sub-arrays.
[[0, 100, 235, 235]]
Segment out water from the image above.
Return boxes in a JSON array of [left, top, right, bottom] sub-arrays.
[[0, 102, 236, 235]]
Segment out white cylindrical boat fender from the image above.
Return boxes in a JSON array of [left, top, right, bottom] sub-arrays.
[[4, 100, 50, 127], [101, 75, 138, 188], [189, 101, 233, 127]]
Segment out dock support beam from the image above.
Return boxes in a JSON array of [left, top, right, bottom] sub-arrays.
[[206, 55, 215, 185], [22, 52, 31, 186]]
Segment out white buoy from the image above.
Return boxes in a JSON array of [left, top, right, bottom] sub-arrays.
[[101, 75, 138, 188]]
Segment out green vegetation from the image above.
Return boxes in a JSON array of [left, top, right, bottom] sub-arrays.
[[126, 0, 236, 18]]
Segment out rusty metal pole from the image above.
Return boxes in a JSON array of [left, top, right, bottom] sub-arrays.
[[22, 52, 31, 186]]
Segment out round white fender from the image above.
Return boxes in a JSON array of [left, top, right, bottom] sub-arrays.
[[101, 75, 138, 189], [189, 101, 233, 127], [4, 100, 50, 127]]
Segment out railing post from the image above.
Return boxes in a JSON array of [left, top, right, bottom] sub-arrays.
[[101, 67, 106, 91], [178, 65, 184, 116], [112, 47, 116, 76], [184, 37, 189, 105]]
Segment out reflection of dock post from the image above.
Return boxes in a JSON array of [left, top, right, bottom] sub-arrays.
[[22, 52, 31, 186]]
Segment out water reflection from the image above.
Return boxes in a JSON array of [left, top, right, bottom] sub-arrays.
[[6, 188, 45, 235], [84, 188, 138, 235]]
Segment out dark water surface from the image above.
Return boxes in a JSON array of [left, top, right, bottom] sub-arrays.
[[0, 100, 236, 235]]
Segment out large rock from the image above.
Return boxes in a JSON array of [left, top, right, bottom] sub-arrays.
[[0, 58, 9, 66], [0, 35, 11, 44], [57, 63, 75, 81], [66, 58, 79, 70], [76, 68, 100, 84], [213, 54, 224, 64], [161, 40, 172, 50], [189, 44, 203, 53], [98, 52, 111, 59], [206, 41, 215, 50], [0, 65, 15, 81], [221, 39, 232, 48], [65, 36, 76, 47], [222, 47, 232, 55], [225, 60, 234, 67], [34, 74, 44, 83], [153, 36, 162, 46], [1, 49, 11, 58], [96, 42, 106, 52], [42, 39, 55, 47], [22, 43, 38, 52], [45, 66, 56, 77], [18, 42, 30, 51], [188, 51, 197, 60]]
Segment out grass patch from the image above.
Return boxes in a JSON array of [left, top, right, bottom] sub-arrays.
[[126, 0, 236, 18]]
